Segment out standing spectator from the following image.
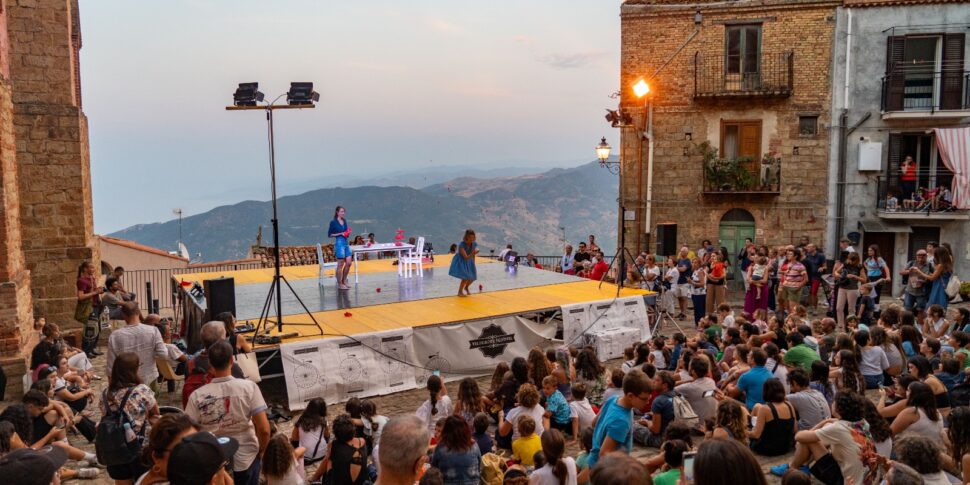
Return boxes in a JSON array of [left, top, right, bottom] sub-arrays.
[[675, 248, 693, 320], [102, 352, 160, 484], [900, 155, 917, 200], [780, 248, 808, 316], [106, 302, 168, 394], [184, 341, 271, 485], [864, 245, 892, 305], [431, 415, 481, 485], [689, 257, 708, 326], [900, 250, 933, 319], [705, 253, 726, 314], [561, 245, 575, 275], [785, 369, 830, 431], [802, 244, 827, 314], [579, 370, 653, 482], [374, 416, 430, 485], [588, 235, 600, 253], [75, 261, 104, 358], [835, 252, 866, 332], [574, 243, 591, 265], [916, 245, 954, 311], [771, 392, 878, 485], [738, 239, 755, 292]]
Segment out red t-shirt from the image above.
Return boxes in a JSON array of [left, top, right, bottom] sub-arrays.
[[901, 164, 917, 182], [77, 276, 100, 306], [590, 261, 610, 281]]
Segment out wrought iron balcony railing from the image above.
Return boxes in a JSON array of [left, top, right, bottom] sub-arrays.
[[881, 63, 970, 112], [694, 51, 794, 99]]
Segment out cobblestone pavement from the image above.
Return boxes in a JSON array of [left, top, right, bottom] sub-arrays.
[[8, 297, 967, 483]]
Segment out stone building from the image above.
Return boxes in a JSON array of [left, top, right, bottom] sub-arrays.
[[826, 0, 970, 296], [618, 0, 837, 280], [0, 0, 97, 397]]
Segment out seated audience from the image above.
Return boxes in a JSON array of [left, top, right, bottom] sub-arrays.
[[749, 378, 796, 456], [430, 415, 481, 484]]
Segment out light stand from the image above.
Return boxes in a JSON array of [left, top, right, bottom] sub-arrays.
[[227, 83, 324, 338], [595, 138, 638, 297]]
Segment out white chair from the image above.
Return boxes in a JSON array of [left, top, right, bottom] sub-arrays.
[[401, 236, 425, 278]]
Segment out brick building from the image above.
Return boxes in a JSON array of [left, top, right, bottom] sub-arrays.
[[618, 0, 837, 280], [0, 0, 97, 397]]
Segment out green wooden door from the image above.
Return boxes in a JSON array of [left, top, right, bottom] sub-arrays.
[[719, 222, 755, 282]]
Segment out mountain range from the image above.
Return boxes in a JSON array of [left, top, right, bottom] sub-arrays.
[[108, 161, 619, 262]]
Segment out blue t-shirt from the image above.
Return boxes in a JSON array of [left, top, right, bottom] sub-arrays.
[[472, 432, 493, 456], [803, 252, 826, 279], [676, 259, 692, 284], [328, 218, 348, 240], [588, 395, 633, 468], [737, 366, 773, 410], [669, 344, 682, 371], [546, 390, 571, 425], [651, 391, 676, 435], [902, 341, 916, 358]]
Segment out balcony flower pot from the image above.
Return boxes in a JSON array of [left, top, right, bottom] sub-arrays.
[[960, 281, 970, 300]]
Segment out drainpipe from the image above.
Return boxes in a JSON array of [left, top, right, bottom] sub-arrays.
[[644, 100, 654, 251], [834, 9, 853, 256]]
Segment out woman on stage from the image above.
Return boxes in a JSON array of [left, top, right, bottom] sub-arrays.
[[328, 206, 352, 290]]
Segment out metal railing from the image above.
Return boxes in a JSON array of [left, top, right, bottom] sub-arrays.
[[694, 51, 793, 98], [881, 65, 970, 112], [122, 261, 263, 311], [874, 176, 965, 215], [702, 157, 782, 194]]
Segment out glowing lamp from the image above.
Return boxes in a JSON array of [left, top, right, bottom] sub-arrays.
[[633, 79, 650, 98]]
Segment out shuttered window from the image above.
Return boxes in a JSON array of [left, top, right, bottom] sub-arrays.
[[941, 33, 966, 110], [726, 25, 761, 75]]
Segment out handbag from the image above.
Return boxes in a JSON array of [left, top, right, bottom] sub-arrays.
[[945, 275, 962, 298], [235, 352, 261, 383]]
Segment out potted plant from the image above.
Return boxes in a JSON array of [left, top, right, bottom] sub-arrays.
[[960, 281, 970, 300]]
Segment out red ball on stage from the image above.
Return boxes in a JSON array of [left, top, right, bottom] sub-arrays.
[[376, 288, 381, 293], [344, 312, 352, 317], [479, 284, 483, 291]]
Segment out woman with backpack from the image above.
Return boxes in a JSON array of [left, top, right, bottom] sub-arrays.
[[100, 352, 159, 485]]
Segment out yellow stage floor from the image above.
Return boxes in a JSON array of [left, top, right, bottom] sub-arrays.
[[246, 280, 648, 348], [174, 254, 497, 286]]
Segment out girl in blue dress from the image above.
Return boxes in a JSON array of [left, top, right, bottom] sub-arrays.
[[449, 229, 479, 296], [328, 206, 352, 289], [920, 245, 954, 310]]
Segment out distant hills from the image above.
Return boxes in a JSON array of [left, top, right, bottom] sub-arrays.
[[109, 161, 619, 262]]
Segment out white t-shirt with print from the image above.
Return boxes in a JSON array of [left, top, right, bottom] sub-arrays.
[[184, 376, 268, 472]]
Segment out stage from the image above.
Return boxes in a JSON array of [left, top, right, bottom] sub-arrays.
[[174, 254, 651, 409]]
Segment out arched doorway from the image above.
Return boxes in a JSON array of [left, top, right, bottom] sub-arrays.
[[718, 209, 756, 284]]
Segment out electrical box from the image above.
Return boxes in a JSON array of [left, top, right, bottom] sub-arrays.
[[858, 141, 883, 171]]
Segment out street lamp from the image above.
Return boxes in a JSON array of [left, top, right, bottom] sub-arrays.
[[633, 79, 655, 254], [226, 82, 323, 337]]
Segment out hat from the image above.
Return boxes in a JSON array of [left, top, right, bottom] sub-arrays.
[[0, 446, 68, 485], [167, 432, 239, 485]]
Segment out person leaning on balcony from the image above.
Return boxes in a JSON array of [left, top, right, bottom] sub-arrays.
[[900, 155, 917, 201]]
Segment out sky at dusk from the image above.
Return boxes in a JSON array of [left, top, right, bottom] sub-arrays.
[[81, 0, 622, 233]]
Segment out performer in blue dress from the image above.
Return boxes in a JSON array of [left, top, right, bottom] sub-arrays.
[[328, 206, 352, 290], [449, 229, 479, 297], [921, 245, 954, 310]]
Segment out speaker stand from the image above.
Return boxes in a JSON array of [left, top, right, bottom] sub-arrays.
[[598, 205, 640, 298], [253, 272, 325, 339]]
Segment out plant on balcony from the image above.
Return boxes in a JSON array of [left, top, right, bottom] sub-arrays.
[[760, 152, 781, 191], [698, 141, 766, 192]]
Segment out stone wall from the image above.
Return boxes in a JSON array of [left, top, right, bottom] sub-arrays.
[[7, 0, 97, 326], [618, 0, 837, 253]]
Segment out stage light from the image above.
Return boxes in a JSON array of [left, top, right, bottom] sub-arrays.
[[633, 79, 650, 98], [233, 82, 264, 106], [596, 137, 612, 164], [287, 82, 320, 105], [605, 109, 620, 127]]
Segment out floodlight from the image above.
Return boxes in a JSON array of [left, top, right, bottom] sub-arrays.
[[233, 82, 264, 106], [287, 82, 320, 105], [633, 79, 650, 98]]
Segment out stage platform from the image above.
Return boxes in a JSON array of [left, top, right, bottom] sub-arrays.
[[175, 255, 647, 349]]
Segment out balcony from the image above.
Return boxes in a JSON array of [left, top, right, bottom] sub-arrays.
[[702, 153, 781, 195], [881, 64, 970, 120], [694, 51, 793, 99], [874, 175, 968, 220]]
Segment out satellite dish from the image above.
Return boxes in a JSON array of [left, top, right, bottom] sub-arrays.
[[178, 242, 190, 260]]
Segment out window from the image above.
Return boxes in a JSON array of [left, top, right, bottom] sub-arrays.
[[720, 120, 762, 159], [726, 25, 762, 75], [885, 33, 966, 111], [798, 116, 818, 136]]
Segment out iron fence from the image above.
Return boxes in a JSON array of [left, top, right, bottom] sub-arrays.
[[694, 51, 794, 98], [122, 261, 263, 311], [881, 64, 969, 112]]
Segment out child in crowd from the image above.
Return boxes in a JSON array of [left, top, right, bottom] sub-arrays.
[[360, 399, 388, 453], [752, 309, 769, 334], [652, 439, 689, 485], [857, 283, 877, 326], [448, 229, 479, 297], [471, 412, 494, 455], [952, 331, 970, 370], [921, 337, 942, 370], [935, 358, 965, 392], [541, 375, 572, 435], [568, 383, 596, 443], [575, 427, 594, 471], [751, 256, 768, 300], [649, 336, 670, 370], [718, 304, 736, 331], [601, 369, 625, 403], [621, 347, 637, 373], [416, 375, 453, 437], [668, 333, 686, 371], [262, 433, 306, 485], [886, 191, 899, 212], [511, 415, 542, 467]]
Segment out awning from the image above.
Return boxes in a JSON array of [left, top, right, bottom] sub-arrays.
[[858, 219, 912, 233]]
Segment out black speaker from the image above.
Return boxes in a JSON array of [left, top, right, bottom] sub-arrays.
[[204, 277, 236, 321], [656, 223, 678, 257]]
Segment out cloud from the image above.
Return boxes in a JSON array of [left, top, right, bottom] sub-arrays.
[[426, 17, 462, 34], [512, 34, 533, 44], [537, 51, 610, 69]]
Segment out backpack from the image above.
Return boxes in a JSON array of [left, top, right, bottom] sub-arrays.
[[672, 393, 698, 427], [95, 387, 142, 466], [182, 356, 215, 408]]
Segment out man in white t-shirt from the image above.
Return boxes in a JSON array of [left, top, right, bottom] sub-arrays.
[[771, 392, 877, 485], [184, 341, 271, 485]]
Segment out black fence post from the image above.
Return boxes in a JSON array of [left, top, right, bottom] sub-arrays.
[[146, 281, 154, 314]]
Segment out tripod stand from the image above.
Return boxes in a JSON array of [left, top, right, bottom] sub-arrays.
[[648, 283, 688, 337], [598, 205, 639, 297]]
